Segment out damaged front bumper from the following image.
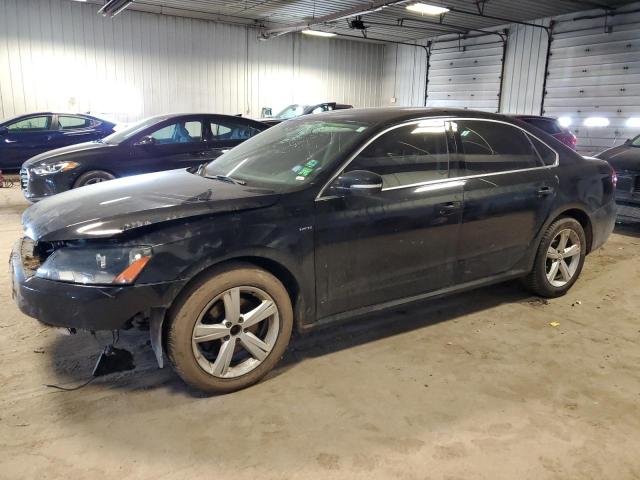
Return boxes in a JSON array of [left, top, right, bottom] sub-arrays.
[[10, 238, 183, 331]]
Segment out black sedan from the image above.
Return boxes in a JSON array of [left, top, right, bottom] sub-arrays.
[[20, 113, 268, 201], [11, 108, 616, 393], [260, 102, 353, 126], [596, 134, 640, 222], [0, 112, 115, 170]]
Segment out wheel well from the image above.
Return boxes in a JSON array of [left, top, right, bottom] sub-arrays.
[[557, 208, 593, 252], [170, 256, 301, 321], [73, 169, 117, 188]]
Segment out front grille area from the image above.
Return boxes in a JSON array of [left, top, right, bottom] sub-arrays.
[[19, 168, 29, 190], [618, 204, 640, 220], [20, 237, 41, 278]]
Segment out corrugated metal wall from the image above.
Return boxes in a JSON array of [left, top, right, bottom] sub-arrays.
[[501, 19, 549, 115], [0, 0, 384, 123], [380, 42, 429, 107], [544, 5, 640, 154]]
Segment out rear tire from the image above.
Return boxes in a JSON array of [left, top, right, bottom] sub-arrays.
[[166, 263, 293, 394], [73, 170, 116, 188], [523, 217, 586, 298]]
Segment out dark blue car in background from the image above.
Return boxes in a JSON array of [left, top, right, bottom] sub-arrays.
[[0, 112, 116, 170]]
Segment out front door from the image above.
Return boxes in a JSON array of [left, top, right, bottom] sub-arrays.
[[128, 117, 209, 175], [451, 119, 559, 283], [314, 120, 463, 319], [1, 114, 54, 169]]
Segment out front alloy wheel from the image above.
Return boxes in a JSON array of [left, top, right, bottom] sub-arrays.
[[192, 286, 279, 378], [167, 263, 293, 393]]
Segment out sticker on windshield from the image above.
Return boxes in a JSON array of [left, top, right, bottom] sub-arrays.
[[305, 159, 319, 168], [299, 167, 313, 177], [295, 176, 306, 181], [292, 165, 302, 173]]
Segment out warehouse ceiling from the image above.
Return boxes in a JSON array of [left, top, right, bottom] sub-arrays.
[[91, 0, 638, 42]]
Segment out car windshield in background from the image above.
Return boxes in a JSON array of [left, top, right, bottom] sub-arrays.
[[101, 116, 162, 145], [631, 135, 640, 147], [203, 119, 371, 191], [274, 104, 307, 119]]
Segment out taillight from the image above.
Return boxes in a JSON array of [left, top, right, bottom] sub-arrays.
[[611, 165, 617, 188]]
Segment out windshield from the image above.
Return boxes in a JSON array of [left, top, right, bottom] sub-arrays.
[[203, 118, 372, 192], [631, 135, 640, 147], [274, 104, 307, 120], [101, 116, 164, 144]]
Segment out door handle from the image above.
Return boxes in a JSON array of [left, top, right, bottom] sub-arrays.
[[438, 201, 461, 215], [537, 186, 554, 196]]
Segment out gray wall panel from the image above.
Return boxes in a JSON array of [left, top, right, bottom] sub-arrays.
[[0, 0, 384, 123]]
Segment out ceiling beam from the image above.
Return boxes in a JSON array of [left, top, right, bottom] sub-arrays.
[[261, 0, 408, 37]]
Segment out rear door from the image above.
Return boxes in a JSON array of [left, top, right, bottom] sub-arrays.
[[451, 119, 559, 283], [205, 117, 264, 160], [127, 116, 209, 175], [1, 115, 54, 168], [314, 119, 463, 318], [51, 115, 103, 148]]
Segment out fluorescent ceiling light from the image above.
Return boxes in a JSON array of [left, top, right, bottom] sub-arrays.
[[302, 30, 336, 37], [584, 117, 609, 127], [558, 116, 572, 128], [406, 3, 450, 15], [626, 117, 640, 128]]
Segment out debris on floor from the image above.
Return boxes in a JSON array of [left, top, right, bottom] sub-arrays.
[[549, 322, 561, 327]]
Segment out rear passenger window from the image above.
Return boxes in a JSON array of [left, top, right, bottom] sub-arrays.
[[210, 121, 261, 141], [346, 120, 449, 189], [455, 120, 542, 175], [58, 116, 91, 129], [528, 135, 557, 166]]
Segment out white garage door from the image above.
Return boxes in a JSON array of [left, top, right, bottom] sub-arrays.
[[543, 9, 640, 155], [426, 35, 506, 113]]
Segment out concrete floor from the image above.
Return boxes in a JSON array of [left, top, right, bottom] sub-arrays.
[[1, 182, 639, 480]]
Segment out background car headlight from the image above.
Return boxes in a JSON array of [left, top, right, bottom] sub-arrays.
[[36, 246, 152, 285], [32, 161, 80, 176]]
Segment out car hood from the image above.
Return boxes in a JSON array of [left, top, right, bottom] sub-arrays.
[[23, 141, 115, 167], [23, 169, 281, 241], [596, 145, 640, 172]]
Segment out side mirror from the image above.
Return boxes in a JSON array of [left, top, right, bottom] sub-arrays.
[[135, 135, 156, 146], [0, 126, 8, 136], [331, 170, 383, 196]]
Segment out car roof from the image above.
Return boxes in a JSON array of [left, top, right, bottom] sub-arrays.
[[511, 115, 558, 121], [312, 107, 524, 127]]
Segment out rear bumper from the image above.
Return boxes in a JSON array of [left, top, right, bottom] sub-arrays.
[[10, 239, 184, 331], [591, 200, 617, 251]]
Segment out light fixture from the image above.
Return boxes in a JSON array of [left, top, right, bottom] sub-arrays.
[[301, 29, 337, 37], [584, 117, 610, 127], [558, 116, 572, 128], [98, 0, 133, 17], [406, 3, 450, 15], [626, 117, 640, 128]]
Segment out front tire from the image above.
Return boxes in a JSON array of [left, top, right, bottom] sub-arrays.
[[524, 217, 586, 297], [166, 263, 293, 393], [73, 170, 116, 188]]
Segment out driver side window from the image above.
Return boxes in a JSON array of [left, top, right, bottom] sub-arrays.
[[7, 115, 52, 131], [345, 120, 449, 189]]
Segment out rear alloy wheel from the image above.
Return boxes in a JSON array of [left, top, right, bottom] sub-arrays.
[[73, 170, 116, 188], [167, 264, 293, 393], [524, 217, 586, 297]]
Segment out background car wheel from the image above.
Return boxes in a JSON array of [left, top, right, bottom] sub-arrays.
[[73, 170, 116, 188], [523, 217, 586, 298], [166, 263, 293, 394]]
